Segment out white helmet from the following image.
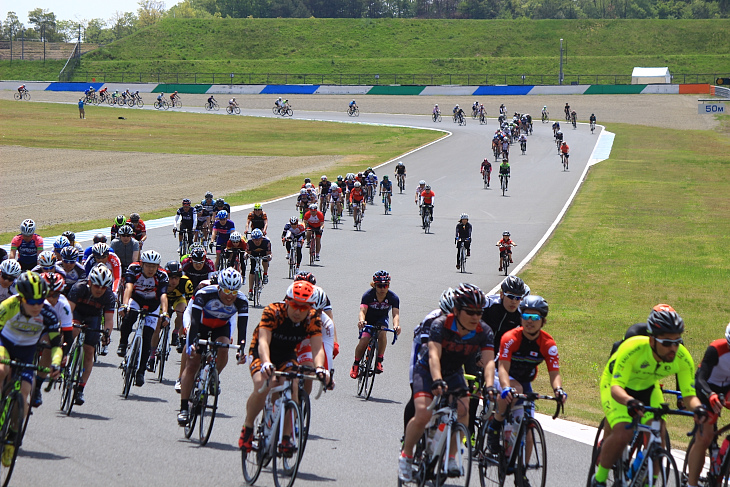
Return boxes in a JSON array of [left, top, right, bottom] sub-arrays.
[[354, 182, 361, 188], [38, 250, 56, 268], [20, 219, 35, 236], [218, 267, 242, 291], [300, 188, 307, 195], [140, 250, 161, 265], [88, 264, 113, 288], [460, 213, 469, 220], [419, 180, 426, 185], [229, 231, 242, 244], [0, 259, 22, 278], [311, 286, 328, 311]]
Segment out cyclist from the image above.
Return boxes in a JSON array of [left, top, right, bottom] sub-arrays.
[[560, 141, 570, 168], [65, 265, 116, 405], [239, 280, 329, 452], [330, 185, 344, 219], [486, 295, 567, 453], [156, 92, 164, 105], [281, 216, 306, 273], [118, 250, 170, 388], [148, 261, 193, 370], [181, 246, 216, 291], [379, 175, 393, 211], [61, 231, 84, 259], [57, 247, 86, 294], [433, 104, 440, 116], [542, 105, 549, 121], [684, 323, 730, 487], [10, 219, 43, 271], [245, 203, 268, 236], [317, 176, 332, 214], [498, 160, 510, 194], [350, 270, 401, 378], [590, 304, 707, 487], [564, 102, 571, 121], [174, 198, 197, 253], [518, 132, 527, 153], [110, 215, 127, 241], [555, 130, 564, 152], [419, 184, 435, 224], [394, 161, 406, 189], [194, 205, 211, 243], [303, 204, 325, 261], [170, 91, 179, 104], [349, 99, 358, 114], [223, 231, 248, 273], [295, 188, 310, 218], [399, 284, 494, 483], [414, 180, 426, 207], [206, 95, 216, 109], [211, 210, 236, 270], [83, 243, 122, 296], [246, 229, 272, 299], [497, 231, 516, 272], [499, 103, 506, 116], [590, 113, 597, 128], [552, 121, 561, 136], [213, 198, 231, 217], [0, 260, 21, 302], [454, 213, 472, 270], [52, 236, 71, 261], [501, 137, 510, 161], [365, 171, 378, 202], [32, 251, 65, 281], [177, 268, 249, 426], [127, 213, 147, 249], [336, 174, 347, 194], [570, 109, 577, 125], [81, 233, 109, 262], [481, 158, 492, 187], [455, 105, 466, 124], [350, 181, 367, 226], [17, 84, 27, 95], [201, 191, 215, 215], [228, 97, 238, 110]]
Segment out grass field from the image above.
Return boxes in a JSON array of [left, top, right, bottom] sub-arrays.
[[522, 121, 730, 446]]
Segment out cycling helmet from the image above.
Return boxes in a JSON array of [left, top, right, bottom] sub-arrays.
[[254, 203, 262, 210], [383, 175, 389, 180], [62, 231, 76, 242], [502, 231, 510, 237], [501, 276, 528, 296], [189, 247, 206, 263], [305, 183, 313, 189], [117, 224, 134, 236], [725, 322, 730, 347], [456, 104, 459, 108], [115, 215, 125, 226], [140, 250, 161, 265], [286, 281, 315, 304], [54, 236, 70, 250], [289, 216, 299, 225], [304, 178, 311, 184], [556, 130, 562, 135], [20, 219, 35, 236], [308, 204, 318, 210], [591, 113, 595, 117], [92, 233, 107, 244], [251, 229, 264, 239], [205, 191, 213, 199], [217, 210, 228, 219], [88, 264, 113, 288], [373, 270, 391, 284], [310, 286, 328, 311], [398, 161, 404, 166], [434, 104, 438, 107], [337, 175, 343, 181], [452, 283, 486, 310], [367, 167, 373, 172], [60, 246, 79, 262], [321, 175, 327, 180], [543, 106, 547, 109], [1, 260, 22, 278], [439, 287, 456, 314], [354, 182, 361, 188], [229, 232, 242, 244], [300, 189, 307, 195], [129, 213, 140, 223], [278, 97, 282, 101], [165, 260, 183, 277], [41, 272, 65, 294], [519, 295, 549, 318], [294, 271, 316, 285], [194, 204, 203, 212], [15, 271, 48, 301], [646, 304, 684, 336], [182, 198, 191, 205], [424, 185, 431, 191], [91, 242, 110, 258], [37, 251, 56, 269], [215, 198, 225, 206], [419, 180, 426, 185], [460, 213, 469, 220]]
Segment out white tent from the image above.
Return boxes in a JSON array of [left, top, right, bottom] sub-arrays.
[[632, 67, 671, 84]]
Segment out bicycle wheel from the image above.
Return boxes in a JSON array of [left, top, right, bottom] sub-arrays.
[[285, 108, 293, 117], [501, 177, 507, 197], [254, 274, 262, 308], [503, 256, 510, 276], [460, 247, 467, 273], [64, 345, 83, 416], [60, 341, 79, 413], [365, 341, 378, 400], [517, 418, 546, 487], [199, 367, 218, 446], [272, 400, 304, 487], [479, 425, 506, 487], [157, 325, 169, 382], [242, 417, 266, 485], [424, 214, 431, 234], [0, 393, 24, 487], [635, 448, 680, 487], [435, 422, 472, 487], [235, 107, 241, 115], [13, 93, 21, 100], [122, 340, 139, 398], [184, 380, 199, 439], [298, 388, 311, 455], [356, 343, 373, 397]]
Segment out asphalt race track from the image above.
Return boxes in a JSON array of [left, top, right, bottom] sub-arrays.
[[13, 104, 599, 486]]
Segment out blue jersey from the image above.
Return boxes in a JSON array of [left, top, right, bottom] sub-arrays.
[[380, 180, 393, 192], [213, 220, 236, 245], [360, 288, 400, 327]]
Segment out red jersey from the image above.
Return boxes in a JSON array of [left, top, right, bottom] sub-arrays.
[[303, 210, 325, 228], [498, 327, 560, 383], [420, 190, 435, 205], [225, 241, 248, 251], [497, 238, 514, 250], [350, 188, 365, 203]]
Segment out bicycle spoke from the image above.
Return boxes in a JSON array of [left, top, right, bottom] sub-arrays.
[[272, 400, 304, 487], [242, 416, 265, 485], [517, 418, 547, 487]]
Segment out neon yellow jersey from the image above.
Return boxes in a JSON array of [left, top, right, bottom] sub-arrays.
[[601, 335, 696, 397]]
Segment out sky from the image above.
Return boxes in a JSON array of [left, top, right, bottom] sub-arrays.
[[12, 0, 180, 25]]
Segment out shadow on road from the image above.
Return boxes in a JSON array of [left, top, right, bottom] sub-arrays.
[[19, 449, 69, 461], [57, 411, 111, 421], [296, 471, 337, 483], [361, 396, 401, 405]]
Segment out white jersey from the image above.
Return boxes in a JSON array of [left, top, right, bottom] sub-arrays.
[[49, 294, 73, 332], [296, 311, 335, 370]]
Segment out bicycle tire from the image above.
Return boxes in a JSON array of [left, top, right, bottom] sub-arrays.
[[288, 248, 297, 279], [123, 339, 139, 398], [64, 344, 83, 416], [460, 247, 467, 274], [272, 400, 304, 487], [136, 99, 144, 108], [357, 343, 372, 397], [284, 108, 293, 117], [157, 325, 169, 382], [503, 256, 509, 276], [273, 106, 280, 114], [479, 423, 506, 487], [13, 93, 21, 100], [434, 422, 472, 487], [633, 448, 679, 487], [0, 393, 24, 487], [365, 340, 378, 400], [60, 341, 79, 413], [298, 388, 311, 455], [199, 367, 218, 446], [254, 273, 262, 308], [586, 418, 606, 487], [242, 416, 265, 485], [184, 380, 199, 439], [517, 418, 547, 487], [355, 210, 361, 231], [127, 98, 135, 107]]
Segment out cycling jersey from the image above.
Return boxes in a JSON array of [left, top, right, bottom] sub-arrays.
[[225, 241, 248, 252], [560, 144, 570, 154], [127, 220, 147, 241], [213, 220, 236, 246], [455, 222, 472, 241], [318, 181, 331, 195], [395, 165, 406, 175], [416, 314, 493, 377], [110, 237, 139, 271], [380, 181, 393, 192], [498, 327, 560, 383], [696, 339, 730, 403], [247, 211, 267, 231], [350, 188, 365, 203], [499, 164, 510, 176], [124, 264, 168, 307], [0, 295, 61, 348], [497, 238, 514, 251], [181, 258, 216, 290], [282, 223, 306, 242], [59, 262, 87, 295], [213, 202, 231, 215], [361, 288, 399, 327], [248, 301, 321, 368], [67, 280, 115, 321], [303, 210, 324, 229], [167, 275, 194, 308], [481, 294, 522, 350], [49, 294, 73, 332], [84, 253, 123, 295], [196, 209, 211, 229], [10, 234, 43, 269], [247, 238, 271, 258], [420, 190, 435, 205], [201, 199, 216, 213], [481, 161, 492, 173], [175, 207, 197, 230], [189, 285, 248, 344]]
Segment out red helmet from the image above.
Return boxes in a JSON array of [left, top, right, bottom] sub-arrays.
[[41, 272, 65, 294], [286, 281, 315, 305]]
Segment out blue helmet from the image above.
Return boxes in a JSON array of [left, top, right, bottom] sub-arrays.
[[217, 210, 228, 219], [251, 229, 264, 239]]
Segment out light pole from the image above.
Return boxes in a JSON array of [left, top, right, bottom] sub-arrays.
[[559, 38, 564, 86]]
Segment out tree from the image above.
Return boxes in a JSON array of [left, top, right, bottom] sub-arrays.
[[28, 8, 57, 41], [138, 0, 167, 26], [110, 11, 138, 39], [2, 12, 24, 39]]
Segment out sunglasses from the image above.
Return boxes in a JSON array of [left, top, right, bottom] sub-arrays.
[[375, 283, 389, 288], [91, 284, 108, 291], [24, 297, 45, 305], [220, 287, 239, 295], [62, 259, 77, 264], [504, 293, 523, 301], [462, 309, 482, 317], [655, 337, 683, 347], [521, 313, 542, 322], [0, 272, 15, 281], [287, 300, 312, 312]]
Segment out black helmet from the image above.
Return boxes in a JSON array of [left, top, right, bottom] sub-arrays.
[[15, 271, 49, 301], [452, 283, 486, 310], [519, 295, 549, 318], [646, 304, 684, 336], [165, 260, 183, 277], [501, 276, 527, 296], [189, 247, 206, 263], [294, 271, 317, 285], [93, 233, 108, 244]]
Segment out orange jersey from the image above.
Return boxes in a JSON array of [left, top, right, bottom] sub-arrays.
[[350, 188, 365, 203], [303, 210, 325, 228], [225, 241, 248, 251], [420, 190, 435, 205], [560, 144, 569, 154]]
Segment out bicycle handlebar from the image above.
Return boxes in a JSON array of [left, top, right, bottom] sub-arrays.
[[512, 392, 564, 420], [196, 339, 240, 350], [257, 364, 333, 395], [358, 324, 398, 345], [0, 358, 52, 374]]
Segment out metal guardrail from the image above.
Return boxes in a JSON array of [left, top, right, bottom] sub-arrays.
[[69, 72, 730, 86]]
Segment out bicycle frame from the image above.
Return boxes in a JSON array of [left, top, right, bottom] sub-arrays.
[[426, 394, 468, 479]]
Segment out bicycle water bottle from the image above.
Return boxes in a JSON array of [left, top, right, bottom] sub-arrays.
[[628, 450, 644, 479], [710, 441, 721, 477], [198, 364, 209, 390], [503, 423, 514, 457], [432, 420, 446, 448], [715, 437, 730, 477]]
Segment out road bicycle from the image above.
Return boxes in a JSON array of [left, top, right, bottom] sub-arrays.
[[353, 202, 363, 231], [305, 230, 316, 266], [586, 403, 692, 487], [285, 238, 298, 279], [382, 191, 391, 215], [120, 306, 159, 398], [205, 100, 220, 111], [249, 255, 267, 307], [520, 140, 527, 155], [565, 109, 571, 122], [493, 144, 501, 161], [421, 205, 433, 234], [572, 113, 577, 129], [399, 390, 474, 487], [0, 358, 52, 487], [227, 105, 242, 115], [500, 175, 509, 196], [330, 203, 340, 229], [129, 94, 144, 108], [432, 111, 442, 122], [274, 106, 293, 117], [591, 121, 596, 134], [242, 365, 328, 487], [483, 169, 491, 189], [561, 153, 569, 171], [154, 99, 170, 110], [457, 240, 468, 273], [478, 392, 563, 487], [458, 113, 467, 126], [13, 91, 30, 101], [348, 106, 360, 117], [681, 405, 730, 486], [397, 174, 406, 193], [184, 334, 239, 446], [498, 245, 513, 276], [147, 318, 171, 383], [84, 93, 97, 105], [356, 325, 397, 400], [174, 228, 193, 260], [59, 322, 99, 416], [541, 111, 549, 123], [171, 97, 183, 108]]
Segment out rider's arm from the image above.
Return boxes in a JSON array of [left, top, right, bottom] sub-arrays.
[[427, 341, 443, 381], [482, 350, 496, 388], [497, 359, 512, 390], [358, 304, 368, 324], [391, 307, 400, 335], [695, 344, 720, 400], [257, 327, 272, 364]]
